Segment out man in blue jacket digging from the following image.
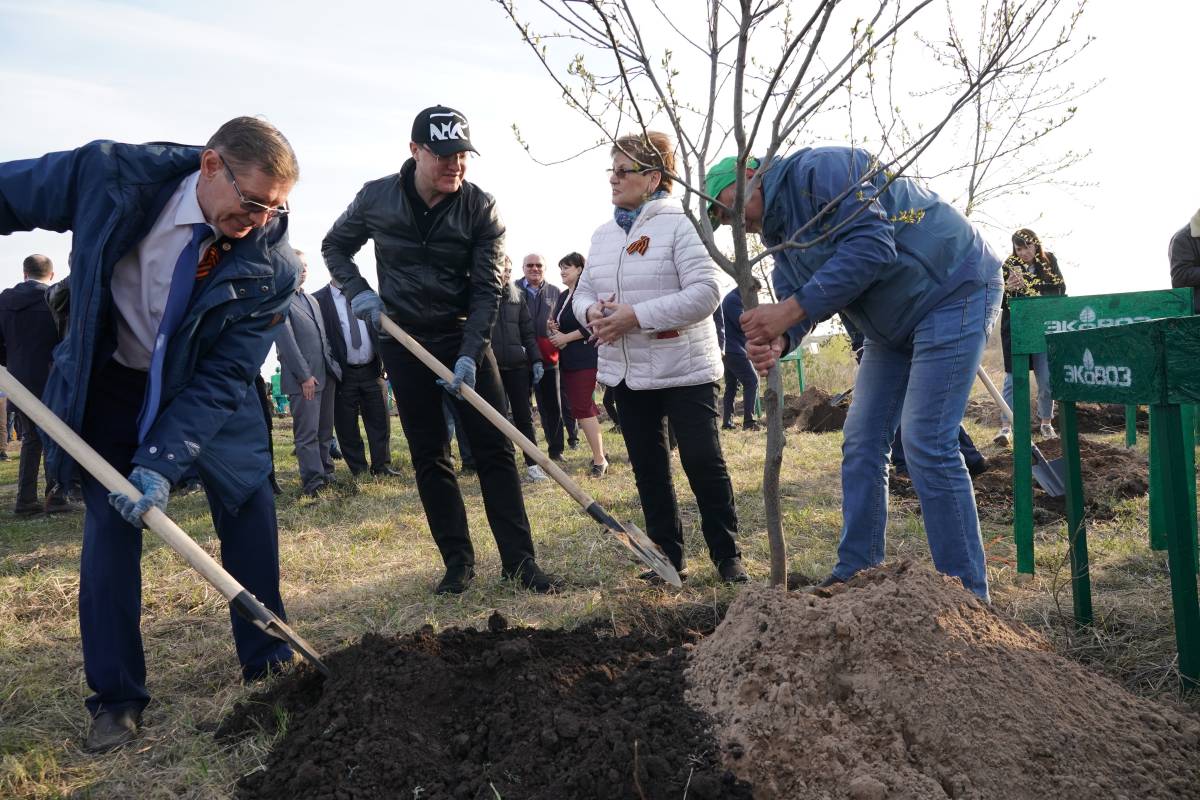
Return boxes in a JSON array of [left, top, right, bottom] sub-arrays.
[[707, 148, 1003, 601], [0, 117, 301, 752]]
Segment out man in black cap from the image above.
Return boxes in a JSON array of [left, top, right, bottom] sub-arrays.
[[322, 105, 561, 595]]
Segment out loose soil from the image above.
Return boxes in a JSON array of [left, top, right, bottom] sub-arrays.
[[219, 610, 753, 800], [965, 398, 1149, 435], [890, 435, 1148, 523], [781, 388, 848, 432], [687, 561, 1200, 799]]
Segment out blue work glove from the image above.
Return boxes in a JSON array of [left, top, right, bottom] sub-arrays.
[[350, 289, 385, 332], [437, 356, 477, 399], [532, 362, 545, 385], [108, 466, 171, 528]]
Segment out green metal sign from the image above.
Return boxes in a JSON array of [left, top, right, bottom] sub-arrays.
[[1009, 288, 1193, 355], [1047, 315, 1200, 405]]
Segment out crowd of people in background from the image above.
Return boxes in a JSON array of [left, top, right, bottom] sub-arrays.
[[6, 103, 1200, 755]]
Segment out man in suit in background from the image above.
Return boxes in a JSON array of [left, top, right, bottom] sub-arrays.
[[276, 249, 341, 496], [0, 253, 72, 514], [313, 277, 397, 477], [515, 252, 575, 460]]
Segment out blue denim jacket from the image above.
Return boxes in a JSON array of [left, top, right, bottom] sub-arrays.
[[0, 141, 299, 509], [761, 147, 1000, 350]]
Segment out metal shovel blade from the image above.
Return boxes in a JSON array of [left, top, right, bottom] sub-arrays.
[[1032, 446, 1067, 498], [232, 590, 331, 677], [586, 503, 682, 587]]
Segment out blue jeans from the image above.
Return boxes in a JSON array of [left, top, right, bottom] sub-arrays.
[[1002, 353, 1054, 422], [833, 278, 1000, 600]]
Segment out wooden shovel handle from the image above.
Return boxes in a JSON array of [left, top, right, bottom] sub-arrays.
[[379, 316, 598, 511], [0, 365, 244, 600]]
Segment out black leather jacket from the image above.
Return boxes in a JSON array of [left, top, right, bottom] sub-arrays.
[[322, 159, 505, 362]]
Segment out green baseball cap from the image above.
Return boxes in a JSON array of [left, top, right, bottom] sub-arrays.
[[705, 156, 759, 225]]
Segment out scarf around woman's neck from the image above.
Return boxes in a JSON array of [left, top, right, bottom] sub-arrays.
[[614, 190, 669, 233]]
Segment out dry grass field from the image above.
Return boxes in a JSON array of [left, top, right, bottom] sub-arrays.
[[1, 340, 1196, 798]]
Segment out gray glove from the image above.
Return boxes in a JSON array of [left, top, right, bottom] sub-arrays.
[[108, 466, 171, 528], [532, 362, 545, 385], [437, 356, 477, 399], [350, 289, 385, 332]]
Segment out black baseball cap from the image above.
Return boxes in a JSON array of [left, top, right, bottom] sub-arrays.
[[411, 105, 479, 156]]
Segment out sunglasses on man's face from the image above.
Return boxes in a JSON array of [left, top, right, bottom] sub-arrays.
[[221, 157, 289, 219]]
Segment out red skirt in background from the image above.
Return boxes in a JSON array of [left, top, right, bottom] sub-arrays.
[[562, 368, 600, 418]]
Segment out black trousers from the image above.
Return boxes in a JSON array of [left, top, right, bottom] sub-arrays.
[[379, 336, 536, 572], [14, 409, 49, 504], [533, 365, 568, 458], [334, 363, 392, 474], [614, 381, 740, 570], [722, 352, 759, 425], [500, 366, 538, 467], [602, 385, 620, 428]]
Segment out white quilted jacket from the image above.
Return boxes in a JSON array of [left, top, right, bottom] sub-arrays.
[[575, 198, 723, 390]]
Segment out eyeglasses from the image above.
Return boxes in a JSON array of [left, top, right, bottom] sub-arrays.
[[421, 145, 471, 164], [220, 156, 289, 219], [524, 263, 544, 268], [606, 166, 659, 180]]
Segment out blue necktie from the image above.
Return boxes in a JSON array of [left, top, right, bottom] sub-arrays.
[[137, 222, 212, 442]]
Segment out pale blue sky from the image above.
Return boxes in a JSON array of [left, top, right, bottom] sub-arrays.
[[1, 0, 1197, 374]]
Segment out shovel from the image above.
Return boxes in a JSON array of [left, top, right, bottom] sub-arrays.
[[378, 317, 682, 587], [976, 366, 1066, 497], [0, 365, 331, 677]]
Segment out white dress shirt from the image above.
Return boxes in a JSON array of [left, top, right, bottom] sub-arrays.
[[329, 283, 375, 365], [110, 171, 214, 370]]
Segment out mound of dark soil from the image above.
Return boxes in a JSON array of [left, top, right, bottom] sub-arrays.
[[220, 611, 752, 800], [688, 561, 1200, 799], [964, 398, 1148, 436], [781, 388, 848, 432], [891, 435, 1148, 523]]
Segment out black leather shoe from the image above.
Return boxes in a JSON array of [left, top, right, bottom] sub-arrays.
[[435, 565, 475, 595], [84, 708, 141, 753], [503, 561, 564, 594], [817, 573, 845, 589], [967, 457, 990, 477], [638, 567, 688, 584], [721, 421, 736, 431], [742, 420, 762, 432], [269, 473, 284, 496], [13, 499, 42, 516], [371, 465, 402, 477], [716, 557, 749, 584]]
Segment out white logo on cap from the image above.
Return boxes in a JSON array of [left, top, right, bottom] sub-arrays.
[[429, 112, 468, 141]]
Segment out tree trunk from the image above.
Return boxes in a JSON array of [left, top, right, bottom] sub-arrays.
[[761, 363, 787, 587]]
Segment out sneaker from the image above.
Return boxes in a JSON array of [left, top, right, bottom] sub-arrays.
[[526, 465, 549, 482], [1039, 421, 1056, 439], [568, 438, 579, 450], [589, 461, 608, 478], [503, 560, 564, 594], [435, 564, 475, 595], [716, 557, 749, 584], [993, 426, 1011, 446]]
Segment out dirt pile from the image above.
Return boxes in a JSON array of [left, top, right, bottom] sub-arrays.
[[220, 611, 752, 800], [782, 387, 848, 432], [964, 398, 1148, 435], [686, 561, 1200, 799], [891, 435, 1148, 523]]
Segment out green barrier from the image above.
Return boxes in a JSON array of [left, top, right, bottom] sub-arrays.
[[1008, 289, 1194, 573], [1046, 315, 1200, 691], [780, 349, 805, 393]]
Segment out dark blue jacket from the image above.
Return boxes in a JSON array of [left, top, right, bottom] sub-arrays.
[[761, 147, 1000, 350], [0, 279, 59, 396], [720, 288, 747, 357], [0, 141, 299, 509]]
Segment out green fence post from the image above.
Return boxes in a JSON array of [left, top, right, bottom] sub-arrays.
[[1183, 404, 1199, 571], [1125, 405, 1138, 448], [1012, 354, 1035, 574], [1149, 407, 1168, 551], [1060, 401, 1093, 627], [1155, 403, 1200, 692]]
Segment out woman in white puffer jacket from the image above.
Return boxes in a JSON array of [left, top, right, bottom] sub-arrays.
[[574, 131, 746, 584]]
